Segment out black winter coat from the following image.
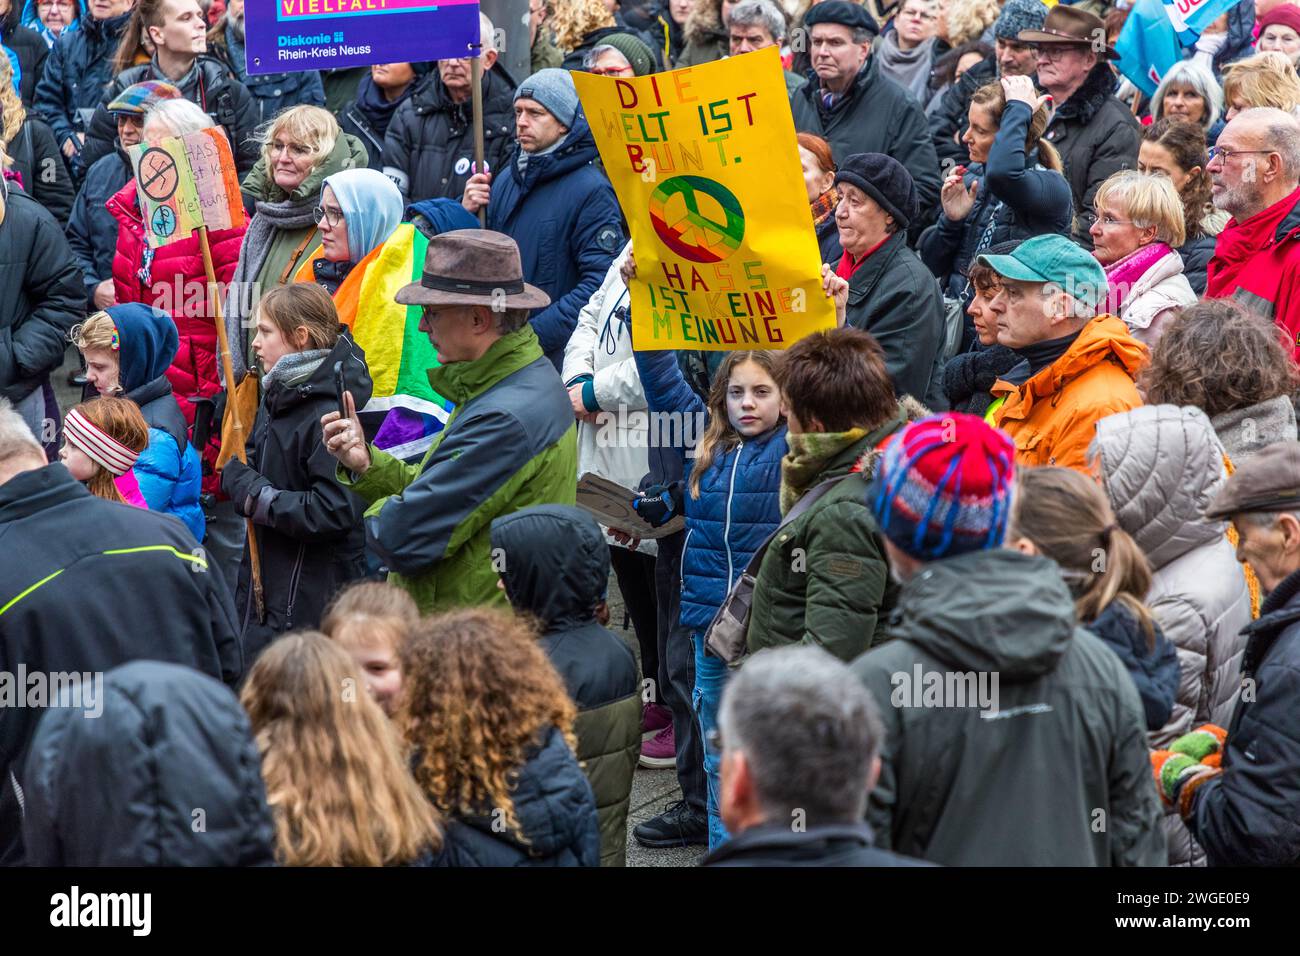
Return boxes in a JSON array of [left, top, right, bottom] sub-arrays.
[[32, 10, 131, 160], [22, 661, 276, 866], [66, 148, 130, 297], [0, 465, 242, 864], [6, 116, 75, 224], [491, 504, 641, 867], [0, 188, 85, 403], [220, 333, 373, 662], [1188, 567, 1300, 866], [790, 55, 941, 229], [929, 57, 996, 167], [380, 68, 516, 205], [1041, 63, 1141, 247], [702, 822, 932, 867], [1084, 601, 1180, 732], [942, 342, 1021, 416], [433, 725, 601, 867], [83, 56, 261, 176], [340, 74, 417, 171], [1178, 232, 1217, 296], [2, 18, 46, 107]]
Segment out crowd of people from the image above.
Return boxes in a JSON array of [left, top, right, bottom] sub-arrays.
[[0, 0, 1298, 869]]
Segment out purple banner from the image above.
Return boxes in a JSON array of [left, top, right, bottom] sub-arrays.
[[243, 0, 480, 75]]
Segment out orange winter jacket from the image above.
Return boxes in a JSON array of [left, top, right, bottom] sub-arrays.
[[990, 315, 1147, 471]]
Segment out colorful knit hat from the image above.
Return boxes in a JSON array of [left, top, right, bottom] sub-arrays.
[[107, 80, 183, 116], [64, 407, 141, 477], [869, 414, 1017, 561]]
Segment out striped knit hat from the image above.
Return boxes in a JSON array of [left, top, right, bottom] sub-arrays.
[[869, 414, 1016, 562], [64, 407, 141, 477]]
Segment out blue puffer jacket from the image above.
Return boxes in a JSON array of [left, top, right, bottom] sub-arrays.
[[32, 9, 131, 159], [486, 112, 624, 369], [66, 148, 130, 297], [110, 303, 205, 540], [634, 347, 785, 632]]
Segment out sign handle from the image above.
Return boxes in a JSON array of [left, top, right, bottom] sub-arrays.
[[471, 50, 486, 229], [199, 224, 266, 621]]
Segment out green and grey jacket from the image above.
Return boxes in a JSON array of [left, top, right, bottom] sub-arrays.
[[342, 326, 577, 613]]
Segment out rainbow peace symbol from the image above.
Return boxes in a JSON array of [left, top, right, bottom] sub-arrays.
[[648, 176, 745, 263]]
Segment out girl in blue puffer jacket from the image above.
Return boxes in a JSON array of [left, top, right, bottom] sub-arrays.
[[632, 346, 786, 851], [70, 304, 205, 540]]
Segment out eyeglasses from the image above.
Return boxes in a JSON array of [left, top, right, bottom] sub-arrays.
[[1037, 44, 1085, 62], [1207, 146, 1275, 164], [312, 205, 343, 228], [1096, 216, 1134, 227], [587, 66, 633, 77]]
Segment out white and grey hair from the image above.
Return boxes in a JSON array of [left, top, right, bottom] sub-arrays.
[[1151, 59, 1224, 130], [0, 399, 45, 467], [143, 98, 215, 139], [728, 0, 787, 41]]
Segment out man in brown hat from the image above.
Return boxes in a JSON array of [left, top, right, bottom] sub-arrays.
[[1167, 441, 1300, 865], [321, 229, 578, 614], [1019, 4, 1140, 247]]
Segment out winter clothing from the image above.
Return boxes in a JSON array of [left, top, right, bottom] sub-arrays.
[[340, 325, 577, 614], [531, 29, 564, 73], [381, 68, 516, 205], [990, 315, 1146, 471], [1083, 601, 1179, 732], [869, 412, 1016, 561], [66, 147, 130, 298], [5, 116, 74, 224], [485, 112, 624, 368], [674, 2, 728, 66], [490, 505, 641, 867], [995, 0, 1049, 40], [0, 187, 85, 404], [791, 55, 942, 229], [0, 464, 242, 865], [208, 16, 325, 124], [83, 55, 261, 176], [19, 0, 75, 50], [339, 73, 417, 170], [64, 405, 140, 474], [811, 186, 842, 263], [979, 232, 1107, 310], [1102, 244, 1197, 348], [221, 332, 372, 661], [324, 167, 403, 264], [22, 661, 274, 866], [599, 32, 656, 76], [2, 17, 46, 106], [516, 68, 580, 128], [702, 821, 930, 867], [837, 230, 948, 407], [851, 548, 1168, 866], [1211, 397, 1298, 465], [835, 151, 917, 229], [1187, 567, 1300, 866], [1041, 63, 1142, 246], [433, 725, 601, 867], [1178, 209, 1228, 297], [875, 32, 937, 105], [942, 343, 1021, 416], [747, 403, 921, 661], [33, 9, 130, 166], [1205, 185, 1300, 359], [919, 100, 1074, 299]]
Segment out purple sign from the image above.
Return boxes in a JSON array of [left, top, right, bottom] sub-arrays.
[[243, 0, 480, 75]]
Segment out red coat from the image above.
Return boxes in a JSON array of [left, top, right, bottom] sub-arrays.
[[1205, 186, 1300, 359], [108, 180, 246, 490]]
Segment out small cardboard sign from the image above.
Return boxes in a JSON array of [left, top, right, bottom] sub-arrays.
[[129, 128, 247, 249], [577, 473, 685, 540]]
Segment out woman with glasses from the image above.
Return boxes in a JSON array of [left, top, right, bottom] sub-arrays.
[[224, 105, 368, 385], [20, 0, 79, 49], [1089, 170, 1196, 348], [876, 0, 940, 105]]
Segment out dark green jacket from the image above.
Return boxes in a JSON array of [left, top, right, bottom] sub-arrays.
[[746, 408, 910, 662], [851, 549, 1167, 867]]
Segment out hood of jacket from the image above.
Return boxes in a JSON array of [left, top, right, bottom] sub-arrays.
[[1211, 397, 1299, 464], [108, 302, 178, 393], [490, 504, 608, 633], [1116, 249, 1197, 331], [1092, 403, 1229, 570], [242, 131, 369, 205], [407, 196, 479, 237], [890, 549, 1077, 681], [22, 661, 275, 866], [993, 315, 1147, 406], [509, 111, 600, 192], [684, 0, 725, 43], [1053, 62, 1119, 126], [262, 329, 374, 416]]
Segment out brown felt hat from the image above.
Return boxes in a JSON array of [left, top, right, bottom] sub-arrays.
[[1204, 441, 1300, 519], [1018, 5, 1118, 60], [395, 229, 551, 310]]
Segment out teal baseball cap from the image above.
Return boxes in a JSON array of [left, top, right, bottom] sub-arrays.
[[976, 235, 1108, 312]]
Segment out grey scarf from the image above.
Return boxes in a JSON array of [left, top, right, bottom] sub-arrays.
[[222, 198, 320, 384], [261, 349, 330, 393], [874, 34, 936, 105]]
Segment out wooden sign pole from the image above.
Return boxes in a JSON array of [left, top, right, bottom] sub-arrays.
[[471, 52, 486, 228]]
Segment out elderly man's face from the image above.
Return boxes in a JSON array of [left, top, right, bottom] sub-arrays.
[[1035, 43, 1095, 92], [729, 21, 776, 55], [1232, 513, 1300, 592], [419, 305, 487, 364], [810, 23, 871, 87], [995, 37, 1037, 77], [1209, 117, 1277, 217], [988, 278, 1061, 350]]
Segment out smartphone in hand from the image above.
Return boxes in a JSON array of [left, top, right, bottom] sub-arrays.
[[333, 361, 347, 419]]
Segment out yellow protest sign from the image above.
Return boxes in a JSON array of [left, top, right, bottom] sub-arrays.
[[574, 47, 835, 351], [129, 128, 247, 249]]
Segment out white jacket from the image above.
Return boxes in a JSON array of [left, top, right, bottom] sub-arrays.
[[1116, 249, 1197, 349], [561, 242, 655, 556]]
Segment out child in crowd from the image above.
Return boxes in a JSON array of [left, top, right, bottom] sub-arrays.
[[60, 396, 149, 508], [240, 631, 442, 867], [321, 580, 419, 718], [70, 305, 205, 539]]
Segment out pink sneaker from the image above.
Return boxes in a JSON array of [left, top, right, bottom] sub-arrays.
[[642, 702, 672, 736], [639, 724, 676, 769]]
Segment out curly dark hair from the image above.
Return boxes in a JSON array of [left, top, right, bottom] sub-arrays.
[[1140, 300, 1300, 417], [1142, 118, 1214, 239]]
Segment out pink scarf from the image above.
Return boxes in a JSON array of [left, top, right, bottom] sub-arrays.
[[1103, 242, 1171, 315]]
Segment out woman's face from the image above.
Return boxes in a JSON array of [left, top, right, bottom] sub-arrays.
[[1160, 83, 1207, 125], [270, 133, 316, 193], [371, 62, 415, 91], [1224, 95, 1247, 122], [798, 145, 834, 204], [59, 442, 98, 482], [38, 0, 77, 33], [251, 313, 302, 372], [669, 0, 693, 24], [1259, 24, 1300, 61], [1089, 197, 1151, 266], [1138, 140, 1196, 192], [83, 348, 121, 396], [725, 359, 782, 438], [316, 184, 352, 263], [968, 279, 1001, 346], [962, 102, 998, 165]]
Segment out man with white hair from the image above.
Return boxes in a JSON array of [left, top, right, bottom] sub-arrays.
[[0, 401, 242, 865], [1205, 106, 1300, 360], [382, 12, 517, 204], [726, 0, 805, 94]]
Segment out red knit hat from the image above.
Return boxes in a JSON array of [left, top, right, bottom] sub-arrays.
[[1258, 4, 1300, 40]]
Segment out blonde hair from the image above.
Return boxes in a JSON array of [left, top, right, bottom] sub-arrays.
[[70, 311, 118, 354], [68, 397, 150, 505], [0, 58, 24, 148], [549, 0, 616, 51], [970, 81, 1063, 173], [322, 580, 419, 657], [945, 0, 1000, 47], [258, 105, 340, 177], [1094, 169, 1187, 248], [1223, 52, 1300, 113], [240, 631, 443, 867]]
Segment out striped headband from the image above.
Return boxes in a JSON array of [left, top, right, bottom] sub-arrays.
[[64, 407, 140, 477]]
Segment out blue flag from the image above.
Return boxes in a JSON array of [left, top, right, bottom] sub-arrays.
[[1164, 0, 1243, 43], [1115, 0, 1184, 97]]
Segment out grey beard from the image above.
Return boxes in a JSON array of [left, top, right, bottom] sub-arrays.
[[231, 15, 246, 41]]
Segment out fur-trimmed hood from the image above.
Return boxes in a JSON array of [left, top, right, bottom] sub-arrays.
[[1053, 62, 1119, 126], [685, 0, 726, 43], [852, 395, 931, 477]]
